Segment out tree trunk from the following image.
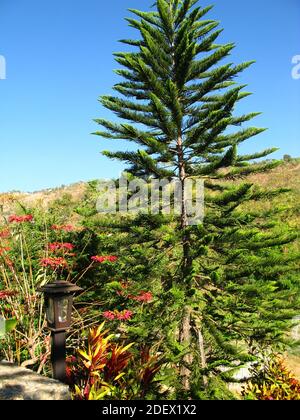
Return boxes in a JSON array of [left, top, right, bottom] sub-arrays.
[[177, 133, 190, 270], [180, 306, 193, 390], [196, 326, 208, 387], [177, 133, 193, 390]]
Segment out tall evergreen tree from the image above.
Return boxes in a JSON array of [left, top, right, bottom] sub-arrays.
[[94, 0, 299, 394]]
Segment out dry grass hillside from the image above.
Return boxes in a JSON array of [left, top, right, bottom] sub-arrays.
[[1, 160, 299, 214], [0, 182, 87, 216]]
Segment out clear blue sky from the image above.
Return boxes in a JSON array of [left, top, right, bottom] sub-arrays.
[[0, 0, 299, 192]]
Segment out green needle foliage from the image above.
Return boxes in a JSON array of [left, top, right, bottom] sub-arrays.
[[94, 0, 300, 397], [94, 0, 276, 182]]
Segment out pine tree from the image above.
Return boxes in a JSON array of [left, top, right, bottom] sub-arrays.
[[94, 0, 299, 394]]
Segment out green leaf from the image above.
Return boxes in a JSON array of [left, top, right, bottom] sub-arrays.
[[0, 318, 17, 338]]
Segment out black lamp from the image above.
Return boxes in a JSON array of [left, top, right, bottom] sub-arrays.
[[38, 280, 82, 383]]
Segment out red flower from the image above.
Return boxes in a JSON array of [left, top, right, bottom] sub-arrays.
[[9, 214, 33, 223], [51, 224, 75, 232], [91, 255, 118, 263], [48, 242, 75, 252], [102, 309, 133, 321], [117, 287, 153, 303], [0, 229, 10, 239], [116, 310, 133, 320], [133, 291, 153, 303], [40, 257, 67, 269], [0, 290, 18, 299]]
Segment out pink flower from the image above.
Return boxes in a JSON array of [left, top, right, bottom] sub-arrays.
[[40, 257, 67, 269], [103, 310, 116, 320], [9, 214, 33, 223], [91, 255, 118, 263]]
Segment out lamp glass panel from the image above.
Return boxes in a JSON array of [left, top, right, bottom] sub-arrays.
[[57, 297, 69, 323], [46, 298, 55, 324]]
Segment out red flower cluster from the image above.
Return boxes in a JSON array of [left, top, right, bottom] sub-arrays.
[[0, 229, 10, 239], [40, 257, 67, 269], [103, 309, 133, 321], [132, 291, 153, 303], [91, 256, 118, 263], [51, 224, 75, 232], [9, 214, 33, 223], [48, 242, 74, 252], [0, 290, 17, 299], [116, 283, 153, 303]]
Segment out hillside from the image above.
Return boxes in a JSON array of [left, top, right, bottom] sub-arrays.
[[1, 159, 299, 216], [0, 182, 87, 216]]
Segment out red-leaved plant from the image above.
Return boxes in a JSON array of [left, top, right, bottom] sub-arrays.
[[242, 354, 300, 400], [67, 323, 163, 400]]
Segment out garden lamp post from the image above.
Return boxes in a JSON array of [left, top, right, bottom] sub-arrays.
[[38, 280, 82, 383]]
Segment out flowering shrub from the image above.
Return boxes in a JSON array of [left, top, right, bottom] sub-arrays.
[[0, 209, 157, 380], [0, 212, 94, 369], [67, 323, 163, 400], [242, 355, 300, 400]]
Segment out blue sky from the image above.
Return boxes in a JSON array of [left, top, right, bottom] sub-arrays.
[[0, 0, 299, 192]]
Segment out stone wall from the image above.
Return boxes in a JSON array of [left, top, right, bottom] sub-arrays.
[[0, 361, 70, 400]]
